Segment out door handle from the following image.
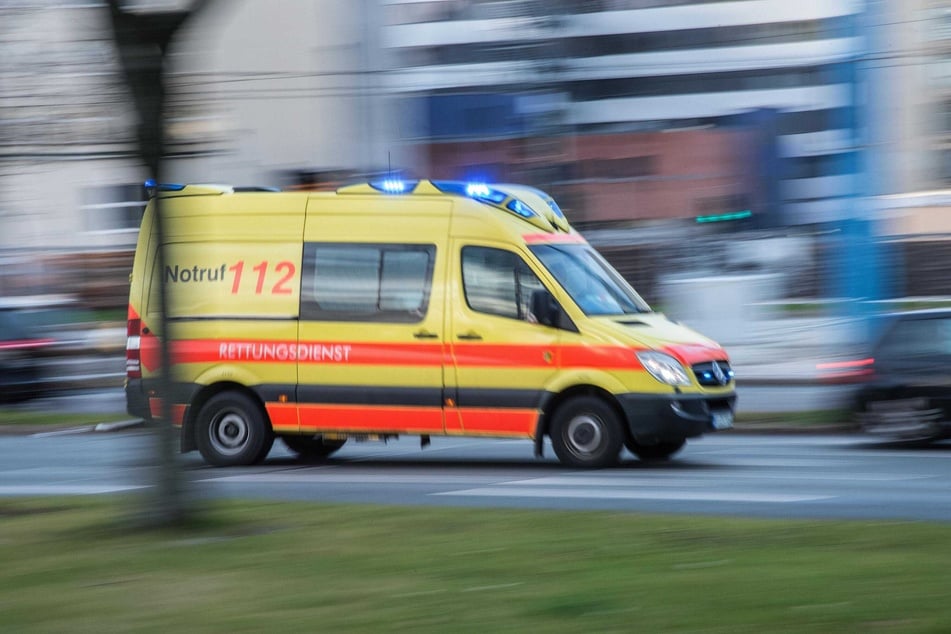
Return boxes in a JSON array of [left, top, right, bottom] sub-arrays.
[[457, 332, 483, 341], [413, 330, 439, 340]]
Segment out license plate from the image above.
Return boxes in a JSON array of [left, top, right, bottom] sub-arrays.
[[711, 410, 734, 430]]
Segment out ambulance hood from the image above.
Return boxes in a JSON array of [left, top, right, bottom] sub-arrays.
[[588, 313, 728, 364]]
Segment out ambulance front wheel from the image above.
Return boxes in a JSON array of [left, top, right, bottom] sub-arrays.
[[281, 435, 347, 460], [195, 391, 274, 467], [550, 396, 623, 468], [626, 438, 685, 461]]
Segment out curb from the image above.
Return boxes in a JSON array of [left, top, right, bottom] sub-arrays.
[[0, 419, 144, 437], [94, 419, 145, 432]]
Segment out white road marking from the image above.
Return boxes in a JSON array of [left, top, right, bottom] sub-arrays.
[[30, 427, 94, 438], [201, 473, 493, 485], [433, 487, 833, 503], [0, 485, 146, 495], [507, 473, 930, 486], [708, 458, 848, 468]]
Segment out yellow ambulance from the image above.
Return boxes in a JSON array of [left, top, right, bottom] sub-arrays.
[[125, 179, 736, 468]]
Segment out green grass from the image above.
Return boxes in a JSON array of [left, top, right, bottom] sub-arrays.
[[0, 409, 133, 427], [1, 496, 950, 632], [734, 409, 853, 428]]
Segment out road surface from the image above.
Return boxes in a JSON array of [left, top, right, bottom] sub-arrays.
[[3, 430, 950, 521]]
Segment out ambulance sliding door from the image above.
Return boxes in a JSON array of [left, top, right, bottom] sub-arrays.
[[297, 198, 450, 435]]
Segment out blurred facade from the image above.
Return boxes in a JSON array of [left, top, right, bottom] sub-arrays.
[[382, 0, 862, 226], [5, 1, 951, 306]]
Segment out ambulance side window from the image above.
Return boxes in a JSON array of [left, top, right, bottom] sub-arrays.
[[461, 246, 545, 321], [301, 243, 435, 322]]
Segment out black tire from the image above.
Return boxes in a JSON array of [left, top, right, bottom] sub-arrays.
[[281, 435, 347, 459], [626, 438, 685, 461], [550, 396, 623, 468], [195, 391, 273, 467]]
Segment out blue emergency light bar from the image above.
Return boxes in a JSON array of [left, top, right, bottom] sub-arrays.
[[506, 199, 534, 218], [369, 179, 419, 194], [143, 179, 186, 197], [431, 181, 509, 206]]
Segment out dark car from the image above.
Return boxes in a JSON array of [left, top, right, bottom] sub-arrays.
[[0, 307, 54, 403], [846, 309, 951, 444]]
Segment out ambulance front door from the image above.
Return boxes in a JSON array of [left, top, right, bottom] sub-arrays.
[[447, 242, 562, 438]]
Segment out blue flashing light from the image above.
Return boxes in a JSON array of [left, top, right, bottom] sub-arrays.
[[143, 180, 186, 197], [369, 179, 417, 194], [466, 183, 506, 204], [506, 198, 536, 218], [432, 180, 507, 204], [521, 186, 566, 219], [546, 199, 565, 219], [466, 183, 490, 197]]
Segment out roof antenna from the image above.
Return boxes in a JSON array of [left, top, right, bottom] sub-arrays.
[[387, 151, 393, 181]]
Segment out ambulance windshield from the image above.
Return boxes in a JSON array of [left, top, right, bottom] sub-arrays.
[[530, 244, 651, 316]]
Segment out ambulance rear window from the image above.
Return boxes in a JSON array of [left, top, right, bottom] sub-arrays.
[[301, 243, 435, 323]]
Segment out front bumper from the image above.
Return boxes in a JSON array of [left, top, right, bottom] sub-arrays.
[[618, 391, 737, 444]]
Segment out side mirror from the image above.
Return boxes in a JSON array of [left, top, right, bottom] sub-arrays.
[[530, 289, 560, 328]]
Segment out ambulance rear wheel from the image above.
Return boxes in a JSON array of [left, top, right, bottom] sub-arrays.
[[281, 435, 347, 460], [196, 392, 273, 467], [550, 396, 622, 468]]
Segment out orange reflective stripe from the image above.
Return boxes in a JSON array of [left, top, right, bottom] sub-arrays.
[[448, 408, 537, 437], [660, 342, 729, 365], [265, 403, 298, 432], [522, 233, 586, 244], [148, 398, 186, 426], [451, 343, 557, 368], [298, 404, 444, 433], [137, 338, 732, 372], [559, 345, 644, 369], [141, 339, 444, 370]]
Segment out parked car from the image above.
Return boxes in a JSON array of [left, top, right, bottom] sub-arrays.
[[0, 307, 55, 403], [844, 309, 951, 444]]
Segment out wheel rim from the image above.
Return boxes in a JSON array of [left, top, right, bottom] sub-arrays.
[[564, 413, 604, 458], [209, 410, 250, 456]]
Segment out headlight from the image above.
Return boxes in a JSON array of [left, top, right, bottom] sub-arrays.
[[636, 351, 691, 386]]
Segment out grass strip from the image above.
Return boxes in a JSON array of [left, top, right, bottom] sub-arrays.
[[0, 409, 132, 427], [734, 409, 853, 428], [1, 496, 949, 632]]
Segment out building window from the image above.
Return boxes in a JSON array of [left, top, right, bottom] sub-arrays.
[[782, 152, 859, 180], [694, 194, 750, 216], [81, 184, 147, 234], [567, 63, 850, 101], [301, 243, 435, 322], [393, 16, 853, 66], [582, 156, 655, 180]]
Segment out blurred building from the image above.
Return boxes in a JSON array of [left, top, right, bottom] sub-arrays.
[[7, 0, 951, 302], [0, 0, 393, 253], [381, 0, 864, 226], [879, 0, 951, 192]]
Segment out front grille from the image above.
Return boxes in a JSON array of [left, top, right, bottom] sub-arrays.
[[692, 361, 734, 387]]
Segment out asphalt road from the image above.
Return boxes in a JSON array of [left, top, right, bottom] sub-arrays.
[[3, 430, 951, 522]]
